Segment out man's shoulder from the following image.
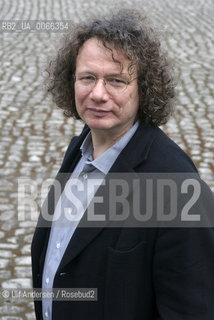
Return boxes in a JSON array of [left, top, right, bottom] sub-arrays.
[[136, 125, 198, 173], [64, 125, 89, 157], [59, 125, 89, 172]]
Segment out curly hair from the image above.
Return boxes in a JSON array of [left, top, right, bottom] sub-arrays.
[[46, 9, 176, 126]]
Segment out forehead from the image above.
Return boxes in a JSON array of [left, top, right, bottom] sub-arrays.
[[76, 37, 134, 74]]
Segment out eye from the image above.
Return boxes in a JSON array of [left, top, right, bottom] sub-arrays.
[[107, 78, 127, 87], [79, 75, 95, 81]]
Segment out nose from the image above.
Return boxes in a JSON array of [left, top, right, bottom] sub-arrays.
[[89, 79, 109, 102]]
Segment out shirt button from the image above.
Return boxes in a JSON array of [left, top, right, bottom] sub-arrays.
[[56, 242, 61, 249], [46, 277, 49, 284], [45, 311, 48, 318], [83, 173, 88, 179], [67, 208, 72, 214]]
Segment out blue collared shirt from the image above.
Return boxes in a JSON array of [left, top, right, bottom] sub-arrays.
[[42, 121, 139, 319]]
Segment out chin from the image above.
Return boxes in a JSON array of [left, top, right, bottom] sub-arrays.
[[86, 118, 115, 131]]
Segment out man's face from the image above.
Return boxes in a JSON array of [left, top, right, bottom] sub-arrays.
[[74, 37, 139, 136]]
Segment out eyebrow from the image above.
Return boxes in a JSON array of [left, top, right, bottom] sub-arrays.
[[76, 71, 131, 78]]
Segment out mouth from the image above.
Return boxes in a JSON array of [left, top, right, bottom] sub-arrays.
[[87, 108, 111, 117]]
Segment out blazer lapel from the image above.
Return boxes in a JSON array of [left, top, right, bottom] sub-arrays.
[[57, 124, 158, 272], [35, 125, 90, 273]]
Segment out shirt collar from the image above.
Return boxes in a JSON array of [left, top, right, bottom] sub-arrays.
[[80, 131, 93, 161]]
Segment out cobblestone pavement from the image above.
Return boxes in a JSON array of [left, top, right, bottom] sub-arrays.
[[0, 0, 213, 318]]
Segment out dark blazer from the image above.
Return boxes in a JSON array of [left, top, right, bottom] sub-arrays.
[[31, 124, 214, 320]]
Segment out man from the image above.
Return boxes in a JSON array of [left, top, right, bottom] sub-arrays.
[[31, 10, 214, 320]]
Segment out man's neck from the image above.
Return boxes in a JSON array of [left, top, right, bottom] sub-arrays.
[[90, 124, 134, 159]]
